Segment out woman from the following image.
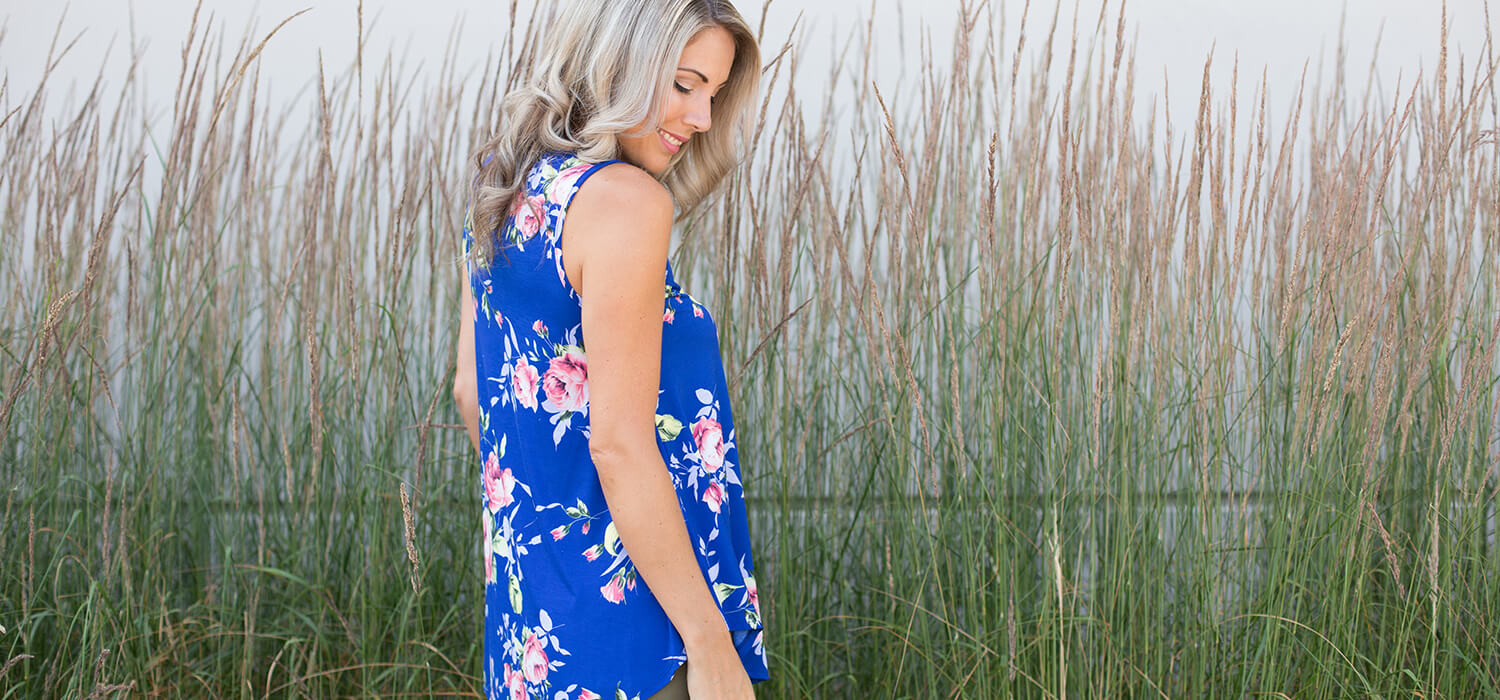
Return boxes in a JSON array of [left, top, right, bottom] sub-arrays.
[[451, 1, 765, 699]]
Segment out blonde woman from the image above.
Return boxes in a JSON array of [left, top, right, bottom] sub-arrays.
[[451, 1, 766, 698]]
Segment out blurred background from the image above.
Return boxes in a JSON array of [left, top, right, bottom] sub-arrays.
[[2, 0, 1498, 697]]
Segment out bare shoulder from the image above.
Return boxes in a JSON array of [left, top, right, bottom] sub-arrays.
[[561, 162, 674, 294], [566, 161, 674, 236]]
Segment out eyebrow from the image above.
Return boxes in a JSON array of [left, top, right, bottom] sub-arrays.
[[678, 67, 729, 88]]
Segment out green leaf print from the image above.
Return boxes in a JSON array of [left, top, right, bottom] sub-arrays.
[[508, 573, 523, 613], [604, 521, 621, 557], [713, 582, 742, 604], [655, 413, 683, 441]]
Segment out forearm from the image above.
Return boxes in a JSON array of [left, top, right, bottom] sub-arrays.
[[457, 274, 481, 460], [459, 392, 481, 459], [594, 448, 731, 651]]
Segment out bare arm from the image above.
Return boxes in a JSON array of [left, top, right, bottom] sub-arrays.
[[454, 277, 481, 460], [565, 164, 737, 656]]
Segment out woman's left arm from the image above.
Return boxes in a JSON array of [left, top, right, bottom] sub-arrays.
[[453, 277, 482, 459]]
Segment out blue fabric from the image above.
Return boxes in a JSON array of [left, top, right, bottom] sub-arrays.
[[463, 151, 768, 700]]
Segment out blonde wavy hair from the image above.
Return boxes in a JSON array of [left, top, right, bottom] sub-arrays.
[[467, 0, 762, 269]]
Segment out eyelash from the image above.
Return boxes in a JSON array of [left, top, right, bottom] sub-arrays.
[[674, 82, 717, 105]]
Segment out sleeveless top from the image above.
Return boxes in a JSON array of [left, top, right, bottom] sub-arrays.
[[462, 151, 769, 700]]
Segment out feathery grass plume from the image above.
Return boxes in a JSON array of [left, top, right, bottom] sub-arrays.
[[400, 482, 422, 594]]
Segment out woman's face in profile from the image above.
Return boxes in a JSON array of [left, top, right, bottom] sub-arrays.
[[618, 25, 735, 175]]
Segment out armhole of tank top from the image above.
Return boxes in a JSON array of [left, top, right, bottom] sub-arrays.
[[552, 158, 629, 287]]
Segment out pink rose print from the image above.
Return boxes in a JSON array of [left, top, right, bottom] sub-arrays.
[[691, 416, 727, 472], [542, 348, 589, 414], [485, 547, 495, 584], [664, 307, 675, 323], [512, 356, 541, 410], [550, 163, 593, 202], [579, 690, 601, 700], [702, 480, 726, 513], [583, 545, 601, 561], [600, 575, 625, 604], [551, 525, 568, 540], [522, 630, 549, 683], [483, 452, 516, 511], [493, 310, 504, 326], [509, 194, 545, 242], [693, 306, 703, 318], [747, 575, 759, 608], [532, 319, 547, 335], [504, 662, 525, 700]]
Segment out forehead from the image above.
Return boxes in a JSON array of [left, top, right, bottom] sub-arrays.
[[677, 25, 735, 83]]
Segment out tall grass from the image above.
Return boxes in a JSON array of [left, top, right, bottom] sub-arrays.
[[3, 0, 1498, 696]]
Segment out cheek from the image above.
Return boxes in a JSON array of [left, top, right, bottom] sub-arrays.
[[660, 93, 692, 125]]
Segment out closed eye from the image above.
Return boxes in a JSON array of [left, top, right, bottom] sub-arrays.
[[675, 81, 718, 106]]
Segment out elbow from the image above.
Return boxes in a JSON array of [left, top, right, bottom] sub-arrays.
[[452, 370, 476, 413], [587, 441, 622, 480], [588, 434, 660, 487]]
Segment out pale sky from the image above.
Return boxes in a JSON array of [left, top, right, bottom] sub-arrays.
[[3, 0, 1494, 151]]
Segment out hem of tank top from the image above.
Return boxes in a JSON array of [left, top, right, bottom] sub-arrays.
[[729, 625, 770, 682], [639, 657, 687, 700], [636, 635, 768, 697], [724, 622, 764, 632]]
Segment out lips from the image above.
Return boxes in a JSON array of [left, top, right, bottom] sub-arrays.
[[658, 129, 686, 154]]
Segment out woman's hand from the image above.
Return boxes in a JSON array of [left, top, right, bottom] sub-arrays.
[[684, 636, 755, 700]]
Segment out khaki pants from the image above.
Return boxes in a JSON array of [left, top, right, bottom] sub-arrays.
[[646, 663, 688, 700]]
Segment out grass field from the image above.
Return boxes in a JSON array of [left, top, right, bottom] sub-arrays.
[[2, 0, 1499, 697]]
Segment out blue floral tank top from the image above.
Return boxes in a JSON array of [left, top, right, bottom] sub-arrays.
[[462, 151, 769, 699]]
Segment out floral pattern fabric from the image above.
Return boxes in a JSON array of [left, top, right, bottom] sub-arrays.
[[463, 151, 768, 700]]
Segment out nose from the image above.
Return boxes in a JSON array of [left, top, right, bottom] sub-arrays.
[[683, 95, 712, 133]]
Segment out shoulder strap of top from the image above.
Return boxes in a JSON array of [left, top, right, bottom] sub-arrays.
[[556, 158, 628, 209]]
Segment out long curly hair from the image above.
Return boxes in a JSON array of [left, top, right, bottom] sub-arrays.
[[466, 0, 762, 269]]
